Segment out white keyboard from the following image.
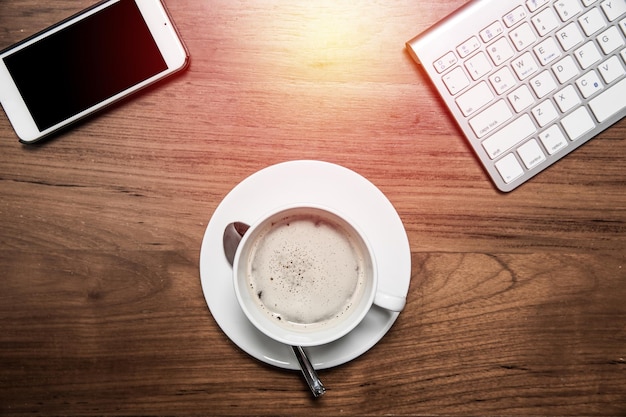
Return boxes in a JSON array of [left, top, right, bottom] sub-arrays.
[[406, 0, 626, 192]]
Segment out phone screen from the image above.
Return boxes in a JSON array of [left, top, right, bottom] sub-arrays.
[[2, 0, 168, 131]]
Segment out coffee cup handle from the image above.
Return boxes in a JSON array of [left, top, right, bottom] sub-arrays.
[[374, 291, 406, 312]]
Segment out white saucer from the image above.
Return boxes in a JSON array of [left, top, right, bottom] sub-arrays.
[[199, 160, 411, 370]]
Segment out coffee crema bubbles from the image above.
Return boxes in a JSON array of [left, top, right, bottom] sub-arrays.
[[245, 214, 367, 331]]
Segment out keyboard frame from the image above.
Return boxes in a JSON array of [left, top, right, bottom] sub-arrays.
[[406, 0, 626, 192]]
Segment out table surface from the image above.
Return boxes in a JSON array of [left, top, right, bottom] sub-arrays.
[[1, 1, 625, 415]]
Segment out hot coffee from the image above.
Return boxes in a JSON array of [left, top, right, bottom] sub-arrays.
[[245, 212, 367, 331]]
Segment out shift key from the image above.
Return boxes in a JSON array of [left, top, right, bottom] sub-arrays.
[[482, 114, 536, 159]]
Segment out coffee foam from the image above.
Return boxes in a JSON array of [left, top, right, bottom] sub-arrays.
[[246, 214, 366, 331]]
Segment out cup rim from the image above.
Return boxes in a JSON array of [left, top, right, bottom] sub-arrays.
[[232, 203, 378, 347]]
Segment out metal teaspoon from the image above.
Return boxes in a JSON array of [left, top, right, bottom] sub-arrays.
[[222, 222, 326, 398]]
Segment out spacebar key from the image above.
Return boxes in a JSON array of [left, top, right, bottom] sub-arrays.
[[589, 78, 626, 123], [482, 114, 536, 159]]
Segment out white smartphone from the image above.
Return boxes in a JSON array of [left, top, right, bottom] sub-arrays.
[[0, 0, 189, 143]]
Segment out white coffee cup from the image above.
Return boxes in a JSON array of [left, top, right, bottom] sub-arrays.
[[232, 203, 405, 347]]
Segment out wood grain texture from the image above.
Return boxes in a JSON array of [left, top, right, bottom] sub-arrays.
[[1, 1, 625, 415]]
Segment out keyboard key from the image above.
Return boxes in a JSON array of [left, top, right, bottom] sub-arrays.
[[554, 85, 582, 112], [532, 7, 560, 36], [579, 8, 606, 35], [575, 41, 602, 69], [469, 100, 513, 138], [598, 55, 626, 83], [555, 0, 583, 21], [561, 107, 595, 140], [576, 70, 604, 98], [512, 51, 539, 79], [508, 85, 535, 112], [589, 77, 626, 122], [490, 67, 517, 94], [532, 100, 559, 127], [504, 6, 528, 28], [443, 66, 470, 95], [495, 153, 524, 183], [621, 17, 626, 35], [534, 37, 562, 65], [487, 37, 515, 66], [556, 22, 584, 51], [465, 52, 493, 80], [582, 0, 598, 5], [518, 138, 547, 169], [434, 51, 457, 73], [539, 124, 569, 154], [531, 70, 558, 98], [480, 21, 504, 43], [457, 36, 481, 58], [553, 55, 579, 83], [510, 22, 537, 51], [601, 0, 626, 21], [527, 0, 551, 12], [482, 114, 536, 159], [456, 81, 494, 116], [597, 26, 625, 54]]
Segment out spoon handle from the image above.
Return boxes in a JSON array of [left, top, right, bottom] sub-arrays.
[[291, 345, 326, 398]]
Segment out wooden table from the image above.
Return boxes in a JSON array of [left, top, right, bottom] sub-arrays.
[[1, 1, 625, 415]]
